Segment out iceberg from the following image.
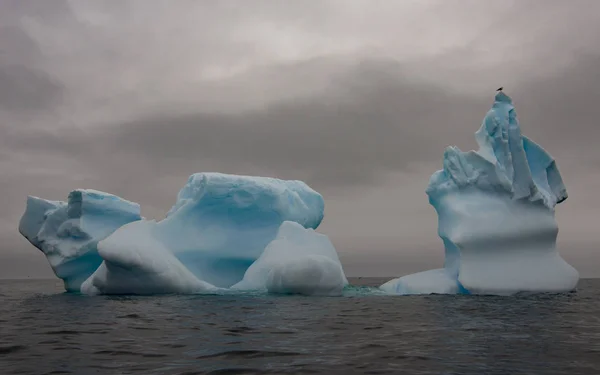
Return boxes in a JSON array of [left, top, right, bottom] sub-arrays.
[[382, 91, 579, 295], [232, 221, 348, 296], [21, 172, 332, 295], [18, 190, 142, 292], [83, 173, 324, 294]]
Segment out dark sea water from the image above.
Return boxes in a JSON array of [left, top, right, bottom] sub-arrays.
[[1, 278, 599, 375]]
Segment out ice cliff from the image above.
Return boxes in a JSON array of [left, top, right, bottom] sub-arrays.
[[20, 173, 347, 296], [381, 91, 579, 295]]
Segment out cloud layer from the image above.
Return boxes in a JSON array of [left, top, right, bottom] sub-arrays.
[[1, 0, 599, 278]]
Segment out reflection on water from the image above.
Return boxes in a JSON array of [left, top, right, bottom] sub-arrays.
[[0, 278, 599, 374]]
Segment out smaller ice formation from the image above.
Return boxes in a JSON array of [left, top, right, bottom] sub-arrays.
[[18, 190, 141, 292], [21, 173, 345, 296], [382, 91, 579, 296], [380, 268, 461, 295], [80, 222, 220, 295], [232, 221, 348, 296]]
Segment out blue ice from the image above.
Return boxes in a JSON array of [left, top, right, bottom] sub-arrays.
[[382, 92, 578, 296]]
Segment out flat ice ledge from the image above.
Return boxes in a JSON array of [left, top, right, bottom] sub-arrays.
[[380, 269, 461, 295]]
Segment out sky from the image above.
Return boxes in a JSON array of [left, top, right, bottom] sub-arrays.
[[1, 0, 599, 279]]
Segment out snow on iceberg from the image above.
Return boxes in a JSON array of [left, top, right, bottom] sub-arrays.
[[232, 221, 348, 296], [81, 173, 327, 294], [18, 190, 141, 292], [382, 91, 578, 296]]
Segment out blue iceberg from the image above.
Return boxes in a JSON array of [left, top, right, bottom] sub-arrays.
[[20, 173, 346, 296], [381, 92, 579, 295], [83, 173, 326, 295]]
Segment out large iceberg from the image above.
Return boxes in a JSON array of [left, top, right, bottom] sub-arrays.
[[18, 190, 142, 292], [232, 221, 348, 296], [83, 173, 324, 294], [21, 172, 345, 296], [382, 91, 579, 296]]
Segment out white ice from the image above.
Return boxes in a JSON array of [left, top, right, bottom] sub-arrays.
[[80, 222, 219, 295], [382, 92, 578, 296], [380, 269, 460, 295], [232, 221, 348, 296]]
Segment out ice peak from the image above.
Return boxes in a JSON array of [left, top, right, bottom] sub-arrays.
[[385, 90, 577, 296], [428, 92, 567, 210], [494, 90, 513, 104]]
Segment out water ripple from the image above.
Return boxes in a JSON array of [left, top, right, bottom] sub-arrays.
[[0, 278, 599, 375], [197, 350, 300, 360]]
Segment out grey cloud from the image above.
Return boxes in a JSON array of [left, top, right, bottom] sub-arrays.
[[0, 64, 63, 111], [0, 23, 63, 112], [2, 50, 599, 210], [99, 63, 485, 187], [514, 54, 600, 154], [8, 50, 598, 193], [0, 25, 40, 64], [2, 58, 488, 192]]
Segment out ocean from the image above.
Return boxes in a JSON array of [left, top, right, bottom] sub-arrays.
[[1, 277, 599, 375]]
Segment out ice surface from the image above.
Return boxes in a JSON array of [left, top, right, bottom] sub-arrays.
[[380, 269, 461, 295], [232, 221, 348, 296], [266, 255, 347, 296], [427, 92, 568, 208], [18, 190, 141, 292], [80, 222, 219, 295], [382, 92, 578, 296], [82, 173, 326, 294]]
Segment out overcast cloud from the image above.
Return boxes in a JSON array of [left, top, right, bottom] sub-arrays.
[[1, 0, 599, 279]]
